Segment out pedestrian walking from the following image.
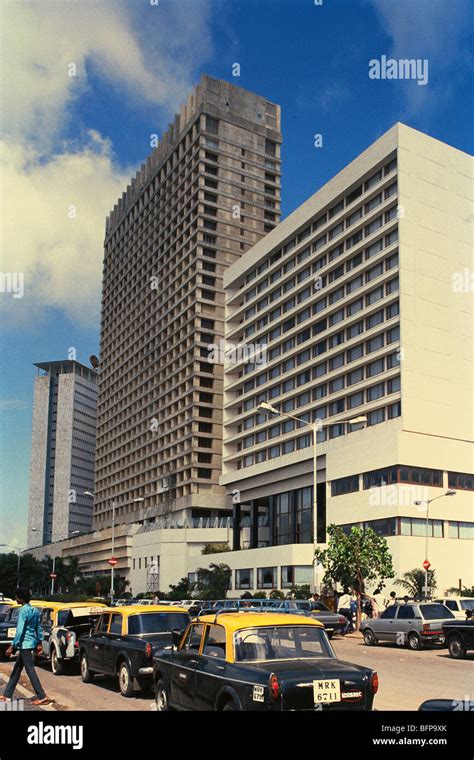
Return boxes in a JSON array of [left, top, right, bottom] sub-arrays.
[[371, 588, 385, 618], [0, 587, 50, 706], [152, 593, 160, 605], [337, 587, 354, 633]]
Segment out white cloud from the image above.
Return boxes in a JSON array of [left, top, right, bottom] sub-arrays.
[[0, 0, 213, 325], [0, 132, 132, 328], [1, 0, 213, 149]]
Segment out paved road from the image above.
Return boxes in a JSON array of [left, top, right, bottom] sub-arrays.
[[1, 636, 471, 711], [332, 635, 474, 711], [0, 661, 155, 712]]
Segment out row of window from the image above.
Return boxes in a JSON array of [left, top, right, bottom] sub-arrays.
[[238, 327, 400, 414], [234, 565, 314, 590], [238, 403, 401, 468], [340, 517, 474, 540], [244, 266, 399, 340], [244, 242, 398, 319], [243, 157, 397, 287], [331, 467, 474, 495]]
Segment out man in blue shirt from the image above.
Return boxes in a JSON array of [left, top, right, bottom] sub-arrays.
[[0, 587, 50, 705]]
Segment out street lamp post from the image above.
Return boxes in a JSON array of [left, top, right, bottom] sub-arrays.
[[413, 490, 456, 599], [0, 545, 24, 587], [84, 492, 144, 605], [259, 402, 367, 591]]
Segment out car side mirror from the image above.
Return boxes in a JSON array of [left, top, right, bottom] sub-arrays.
[[171, 629, 182, 648]]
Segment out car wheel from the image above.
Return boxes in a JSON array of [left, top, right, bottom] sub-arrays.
[[448, 634, 466, 659], [51, 647, 64, 676], [118, 661, 134, 698], [80, 653, 94, 683], [155, 679, 170, 711], [363, 629, 376, 646], [407, 632, 422, 650], [327, 631, 334, 639], [222, 701, 237, 711]]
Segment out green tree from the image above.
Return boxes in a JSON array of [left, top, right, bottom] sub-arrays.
[[287, 584, 311, 600], [195, 563, 232, 601], [201, 543, 230, 555], [269, 590, 285, 599], [252, 591, 267, 599], [167, 577, 193, 601], [395, 568, 436, 600], [446, 585, 474, 597], [315, 525, 395, 628]]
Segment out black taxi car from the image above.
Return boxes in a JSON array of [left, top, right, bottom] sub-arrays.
[[79, 605, 190, 697], [442, 617, 474, 659], [152, 612, 379, 711]]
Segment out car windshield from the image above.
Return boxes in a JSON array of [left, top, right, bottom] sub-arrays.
[[128, 612, 189, 635], [234, 625, 333, 662], [0, 604, 12, 614], [311, 602, 331, 612], [460, 601, 474, 611], [421, 604, 455, 620]]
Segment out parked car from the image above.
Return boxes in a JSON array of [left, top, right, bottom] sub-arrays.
[[419, 698, 474, 711], [434, 597, 474, 619], [361, 602, 455, 650], [441, 618, 474, 659], [0, 601, 46, 657], [202, 599, 273, 613], [0, 602, 17, 624], [153, 611, 379, 711], [79, 605, 190, 697], [37, 601, 107, 674], [265, 600, 348, 637]]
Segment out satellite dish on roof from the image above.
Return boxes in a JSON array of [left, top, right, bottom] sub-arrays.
[[89, 355, 99, 369]]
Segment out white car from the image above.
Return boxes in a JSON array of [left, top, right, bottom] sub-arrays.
[[435, 597, 474, 619]]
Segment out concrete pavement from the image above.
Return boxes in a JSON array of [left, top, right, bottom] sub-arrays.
[[1, 636, 471, 712]]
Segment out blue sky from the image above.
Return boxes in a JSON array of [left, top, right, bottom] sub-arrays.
[[1, 0, 473, 549]]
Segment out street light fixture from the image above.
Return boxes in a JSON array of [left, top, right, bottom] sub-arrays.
[[258, 403, 368, 591], [83, 492, 144, 605], [413, 490, 456, 599]]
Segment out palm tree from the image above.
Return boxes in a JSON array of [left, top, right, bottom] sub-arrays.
[[395, 568, 436, 600], [196, 562, 232, 600]]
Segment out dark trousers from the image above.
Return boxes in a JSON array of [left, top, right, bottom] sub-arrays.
[[339, 608, 354, 632], [4, 649, 46, 700]]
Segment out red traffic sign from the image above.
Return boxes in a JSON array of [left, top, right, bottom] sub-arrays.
[[50, 573, 57, 579], [108, 557, 118, 567], [422, 559, 431, 570]]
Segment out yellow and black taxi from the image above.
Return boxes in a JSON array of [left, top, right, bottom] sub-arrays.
[[0, 600, 44, 657], [37, 601, 107, 674], [153, 611, 379, 711], [79, 604, 190, 697]]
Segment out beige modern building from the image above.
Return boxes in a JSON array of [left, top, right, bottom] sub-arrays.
[[27, 360, 98, 548], [205, 123, 474, 595], [94, 75, 282, 533]]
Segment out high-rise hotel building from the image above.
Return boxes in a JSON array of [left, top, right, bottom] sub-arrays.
[[94, 76, 282, 530], [216, 123, 473, 594]]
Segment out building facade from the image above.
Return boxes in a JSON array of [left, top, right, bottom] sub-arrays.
[[94, 75, 282, 534], [209, 123, 473, 595], [27, 360, 98, 548]]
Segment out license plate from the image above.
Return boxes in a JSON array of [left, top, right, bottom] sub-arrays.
[[313, 679, 341, 704], [7, 628, 16, 638]]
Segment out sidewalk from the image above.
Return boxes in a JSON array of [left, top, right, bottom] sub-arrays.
[[0, 671, 56, 712]]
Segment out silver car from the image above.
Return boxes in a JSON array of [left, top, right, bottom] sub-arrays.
[[360, 602, 455, 650]]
